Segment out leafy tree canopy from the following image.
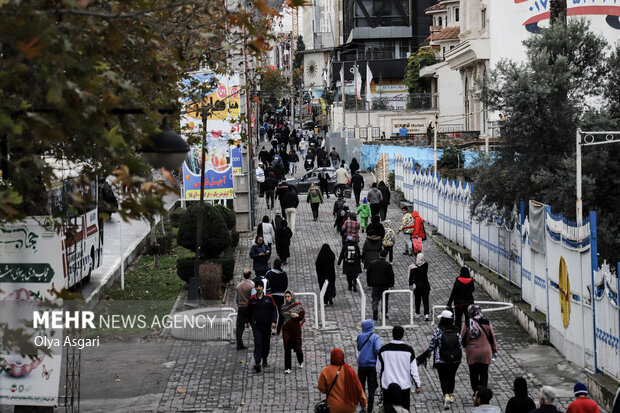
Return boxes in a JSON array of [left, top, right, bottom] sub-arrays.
[[473, 19, 619, 263], [404, 47, 436, 93], [258, 67, 287, 113]]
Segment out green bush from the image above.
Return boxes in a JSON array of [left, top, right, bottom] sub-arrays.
[[169, 208, 186, 228], [209, 254, 235, 284], [388, 172, 395, 190], [177, 203, 231, 259], [176, 257, 195, 282], [230, 229, 240, 248], [214, 204, 235, 230]]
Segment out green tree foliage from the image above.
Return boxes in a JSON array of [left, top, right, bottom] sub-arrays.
[[404, 48, 436, 93], [0, 0, 278, 224], [473, 20, 619, 263], [177, 203, 231, 259], [214, 203, 236, 230], [259, 67, 287, 112], [438, 147, 465, 170]]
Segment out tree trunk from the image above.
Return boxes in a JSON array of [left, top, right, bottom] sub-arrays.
[[550, 0, 567, 25]]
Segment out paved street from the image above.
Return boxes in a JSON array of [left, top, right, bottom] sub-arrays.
[[152, 177, 599, 413]]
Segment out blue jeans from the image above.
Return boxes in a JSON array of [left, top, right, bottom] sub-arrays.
[[300, 149, 306, 159], [289, 162, 297, 175], [331, 160, 339, 168]]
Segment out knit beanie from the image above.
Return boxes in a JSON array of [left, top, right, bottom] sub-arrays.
[[573, 382, 588, 396]]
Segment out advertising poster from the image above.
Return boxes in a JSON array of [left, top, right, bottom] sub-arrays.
[[0, 218, 63, 406], [182, 140, 234, 200]]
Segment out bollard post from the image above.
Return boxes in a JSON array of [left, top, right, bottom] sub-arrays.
[[319, 280, 328, 328], [357, 278, 366, 322]]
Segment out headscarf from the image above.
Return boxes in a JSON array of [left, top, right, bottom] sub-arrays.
[[416, 252, 425, 266], [310, 183, 319, 197], [467, 304, 484, 339], [329, 348, 364, 405], [513, 377, 529, 398], [280, 291, 305, 326], [316, 244, 335, 268]]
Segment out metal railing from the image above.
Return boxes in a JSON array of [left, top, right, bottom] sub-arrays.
[[296, 292, 319, 330], [357, 278, 366, 322], [319, 280, 329, 328], [430, 301, 514, 326], [377, 289, 415, 329]]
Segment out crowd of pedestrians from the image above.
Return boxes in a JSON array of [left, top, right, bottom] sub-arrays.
[[236, 120, 611, 413]]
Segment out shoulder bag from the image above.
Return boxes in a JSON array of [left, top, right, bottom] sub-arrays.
[[315, 366, 342, 413]]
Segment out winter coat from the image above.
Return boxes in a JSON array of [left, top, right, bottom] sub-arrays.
[[275, 225, 292, 260], [362, 239, 382, 269], [382, 227, 395, 247], [366, 188, 383, 205], [366, 258, 394, 288], [247, 293, 278, 326], [357, 320, 382, 367], [409, 211, 426, 239], [357, 204, 371, 220], [307, 188, 324, 204], [447, 276, 475, 307], [333, 199, 347, 216], [338, 241, 362, 274], [350, 158, 360, 175], [426, 325, 462, 366], [366, 219, 385, 241], [460, 320, 498, 365], [265, 269, 288, 296], [351, 173, 364, 190], [378, 184, 390, 206], [263, 176, 278, 192], [409, 262, 430, 291], [257, 222, 275, 245], [316, 245, 336, 300], [249, 243, 270, 273], [281, 190, 299, 209], [334, 167, 350, 185]]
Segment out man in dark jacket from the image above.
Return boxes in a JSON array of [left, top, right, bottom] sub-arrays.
[[333, 195, 347, 218], [337, 235, 362, 291], [265, 258, 288, 312], [281, 188, 299, 233], [447, 266, 475, 328], [246, 280, 278, 373], [249, 236, 271, 277], [367, 250, 395, 321], [258, 146, 271, 166], [275, 179, 290, 213], [377, 181, 391, 221], [263, 172, 278, 210], [351, 171, 365, 206], [367, 182, 383, 218]]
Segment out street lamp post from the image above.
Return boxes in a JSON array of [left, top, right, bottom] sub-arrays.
[[433, 113, 439, 177]]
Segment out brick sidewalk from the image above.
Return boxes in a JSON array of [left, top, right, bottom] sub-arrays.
[[156, 181, 595, 412]]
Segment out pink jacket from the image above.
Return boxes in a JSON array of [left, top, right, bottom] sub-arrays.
[[460, 322, 498, 365]]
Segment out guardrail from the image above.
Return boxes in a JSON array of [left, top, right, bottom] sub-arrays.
[[319, 280, 328, 328], [357, 278, 366, 322], [430, 301, 514, 326], [295, 292, 319, 330], [377, 289, 414, 329]]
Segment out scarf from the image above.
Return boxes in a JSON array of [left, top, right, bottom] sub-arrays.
[[280, 291, 305, 327], [330, 348, 364, 405], [468, 304, 484, 339], [416, 253, 426, 266], [310, 184, 319, 197]]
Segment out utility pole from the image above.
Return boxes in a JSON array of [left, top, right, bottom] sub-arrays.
[[433, 113, 439, 176]]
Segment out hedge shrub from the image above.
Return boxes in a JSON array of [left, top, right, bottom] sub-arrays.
[[177, 203, 231, 259], [147, 222, 174, 255], [214, 204, 236, 230], [169, 208, 186, 228]]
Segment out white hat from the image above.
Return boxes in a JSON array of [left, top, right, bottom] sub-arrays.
[[438, 310, 453, 319]]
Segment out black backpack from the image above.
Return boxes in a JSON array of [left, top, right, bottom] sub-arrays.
[[345, 245, 357, 264], [439, 327, 462, 363]]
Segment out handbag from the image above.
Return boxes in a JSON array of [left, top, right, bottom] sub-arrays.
[[412, 237, 423, 253], [314, 366, 342, 413]]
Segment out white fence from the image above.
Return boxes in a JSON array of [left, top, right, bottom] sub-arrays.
[[394, 154, 620, 380]]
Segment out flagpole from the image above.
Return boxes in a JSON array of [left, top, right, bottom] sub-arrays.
[[354, 60, 359, 133], [366, 62, 371, 139], [342, 62, 346, 137]]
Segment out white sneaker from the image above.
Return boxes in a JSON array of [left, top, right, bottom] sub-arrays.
[[425, 314, 430, 321], [284, 369, 291, 374], [299, 362, 304, 369], [444, 394, 451, 410], [448, 394, 455, 403]]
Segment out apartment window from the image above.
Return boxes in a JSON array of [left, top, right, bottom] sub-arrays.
[[481, 9, 487, 29], [454, 7, 460, 23], [438, 16, 443, 26]]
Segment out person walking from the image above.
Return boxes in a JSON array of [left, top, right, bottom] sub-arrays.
[[299, 138, 308, 159], [566, 382, 601, 413], [505, 377, 536, 413], [351, 170, 365, 207], [277, 291, 305, 374], [316, 243, 337, 306], [423, 309, 462, 409], [461, 304, 498, 394], [235, 270, 254, 350], [333, 163, 351, 198], [249, 236, 270, 278], [288, 149, 299, 175], [529, 386, 563, 413], [329, 147, 341, 168], [447, 267, 476, 328], [408, 253, 430, 321], [265, 258, 288, 314], [258, 146, 272, 165], [367, 183, 383, 218], [358, 198, 371, 232], [382, 219, 396, 263], [256, 162, 265, 199], [366, 216, 385, 242], [406, 210, 426, 256], [281, 187, 299, 233], [319, 168, 331, 199], [338, 235, 362, 292], [307, 183, 324, 221], [377, 325, 422, 411], [378, 181, 391, 221], [274, 219, 292, 265], [272, 211, 284, 231], [472, 386, 501, 412], [263, 172, 278, 210], [397, 206, 415, 255], [350, 157, 360, 175], [257, 215, 275, 249], [317, 348, 368, 413], [341, 212, 361, 245], [357, 320, 382, 413], [246, 280, 278, 373], [275, 178, 290, 213], [367, 250, 394, 321]]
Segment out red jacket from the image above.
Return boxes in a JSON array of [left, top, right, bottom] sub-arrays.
[[566, 397, 600, 413], [406, 211, 426, 239]]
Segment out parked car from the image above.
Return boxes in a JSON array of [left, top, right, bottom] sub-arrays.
[[285, 167, 350, 194]]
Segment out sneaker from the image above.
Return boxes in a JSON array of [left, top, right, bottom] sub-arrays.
[[402, 250, 410, 255], [414, 313, 421, 320], [299, 362, 304, 369], [254, 364, 261, 373], [425, 314, 430, 321], [444, 397, 450, 410], [284, 369, 292, 374], [448, 394, 455, 403]]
